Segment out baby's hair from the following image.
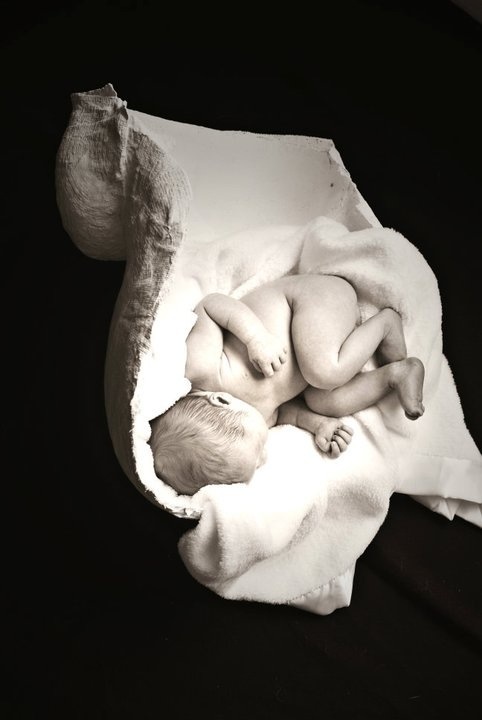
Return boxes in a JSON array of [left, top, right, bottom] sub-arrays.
[[150, 394, 257, 495]]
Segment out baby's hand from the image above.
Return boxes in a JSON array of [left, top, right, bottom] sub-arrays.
[[315, 420, 354, 458], [247, 333, 288, 377]]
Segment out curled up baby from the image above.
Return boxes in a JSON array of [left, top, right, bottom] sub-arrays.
[[150, 274, 425, 495]]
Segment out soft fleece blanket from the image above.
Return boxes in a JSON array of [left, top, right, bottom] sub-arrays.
[[171, 217, 482, 612], [56, 84, 482, 615]]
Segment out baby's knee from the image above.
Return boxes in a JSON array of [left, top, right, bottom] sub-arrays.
[[301, 359, 347, 392]]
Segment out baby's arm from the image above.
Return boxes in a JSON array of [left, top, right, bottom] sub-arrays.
[[202, 293, 287, 377], [277, 397, 353, 458]]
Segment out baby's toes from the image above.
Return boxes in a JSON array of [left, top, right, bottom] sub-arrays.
[[330, 441, 341, 458]]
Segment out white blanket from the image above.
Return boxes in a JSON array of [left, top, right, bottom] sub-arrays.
[[168, 216, 482, 613]]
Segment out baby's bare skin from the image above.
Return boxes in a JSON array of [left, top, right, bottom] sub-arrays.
[[185, 274, 424, 456]]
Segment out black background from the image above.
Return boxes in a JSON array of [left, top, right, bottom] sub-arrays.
[[4, 1, 482, 717]]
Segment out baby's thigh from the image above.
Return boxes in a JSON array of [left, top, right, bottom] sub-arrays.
[[291, 275, 359, 364]]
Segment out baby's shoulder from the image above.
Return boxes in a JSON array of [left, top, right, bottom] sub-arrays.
[[185, 304, 224, 390]]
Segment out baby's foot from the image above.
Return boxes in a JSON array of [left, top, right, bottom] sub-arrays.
[[388, 357, 425, 420], [315, 418, 354, 458], [377, 309, 407, 365]]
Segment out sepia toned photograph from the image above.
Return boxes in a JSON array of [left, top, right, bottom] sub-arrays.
[[5, 1, 481, 717]]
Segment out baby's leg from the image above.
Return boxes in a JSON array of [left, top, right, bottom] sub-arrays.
[[304, 357, 425, 420], [291, 276, 407, 391]]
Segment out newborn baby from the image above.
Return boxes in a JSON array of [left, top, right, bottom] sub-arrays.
[[150, 274, 425, 494]]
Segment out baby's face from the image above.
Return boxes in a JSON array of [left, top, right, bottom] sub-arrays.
[[190, 390, 268, 469]]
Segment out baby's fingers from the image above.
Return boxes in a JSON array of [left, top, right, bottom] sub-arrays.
[[340, 424, 354, 436], [271, 348, 288, 373], [250, 357, 269, 376], [315, 433, 330, 453], [332, 436, 347, 454], [259, 360, 274, 377], [330, 426, 353, 455], [335, 428, 353, 445], [251, 359, 262, 375]]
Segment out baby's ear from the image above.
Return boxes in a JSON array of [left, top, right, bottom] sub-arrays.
[[151, 447, 164, 479], [256, 446, 268, 468], [153, 455, 177, 489]]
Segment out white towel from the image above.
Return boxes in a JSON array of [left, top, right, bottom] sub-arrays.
[[173, 216, 482, 612]]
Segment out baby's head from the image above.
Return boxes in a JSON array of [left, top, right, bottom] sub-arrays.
[[150, 391, 268, 495]]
